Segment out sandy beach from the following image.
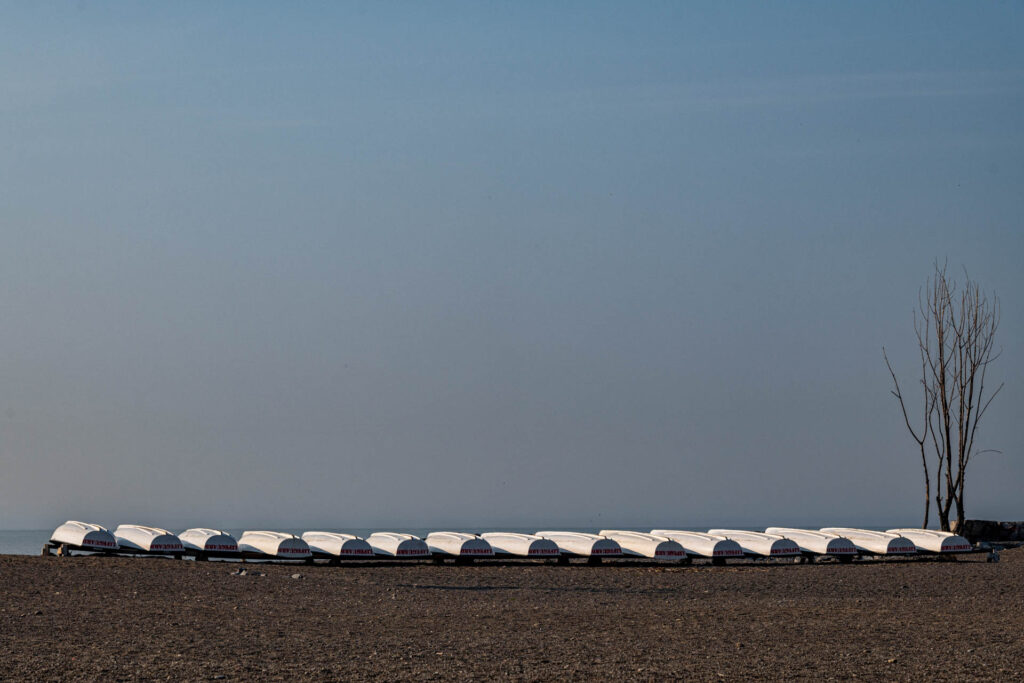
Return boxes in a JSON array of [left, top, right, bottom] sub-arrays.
[[1, 549, 1021, 681]]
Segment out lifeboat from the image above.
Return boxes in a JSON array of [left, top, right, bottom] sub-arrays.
[[535, 531, 622, 562], [179, 529, 239, 559], [301, 532, 375, 561], [365, 532, 431, 559], [113, 525, 184, 556], [479, 532, 560, 558], [48, 521, 118, 555], [819, 528, 916, 556], [237, 531, 312, 560], [707, 529, 801, 558], [650, 530, 744, 563], [425, 532, 494, 560], [598, 530, 686, 560], [764, 527, 858, 560], [885, 528, 972, 554]]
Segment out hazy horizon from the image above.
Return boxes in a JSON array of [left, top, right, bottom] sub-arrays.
[[2, 2, 1022, 531]]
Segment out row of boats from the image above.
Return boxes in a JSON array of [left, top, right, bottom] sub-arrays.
[[47, 521, 974, 563]]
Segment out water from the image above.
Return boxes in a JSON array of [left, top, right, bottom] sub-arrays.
[[1, 531, 53, 556]]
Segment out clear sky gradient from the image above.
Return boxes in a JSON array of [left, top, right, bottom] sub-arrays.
[[1, 2, 1022, 530]]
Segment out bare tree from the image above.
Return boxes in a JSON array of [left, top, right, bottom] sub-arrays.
[[884, 262, 1002, 531]]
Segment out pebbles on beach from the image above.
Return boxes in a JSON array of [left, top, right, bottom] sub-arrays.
[[2, 551, 1022, 679]]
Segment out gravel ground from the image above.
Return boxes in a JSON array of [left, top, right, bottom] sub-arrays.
[[1, 549, 1021, 681]]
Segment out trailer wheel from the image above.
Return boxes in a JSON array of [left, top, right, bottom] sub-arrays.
[[586, 557, 602, 566], [711, 558, 726, 566], [557, 556, 569, 566], [838, 555, 854, 564]]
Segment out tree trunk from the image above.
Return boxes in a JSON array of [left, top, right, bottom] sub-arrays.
[[955, 487, 966, 533], [922, 478, 931, 529]]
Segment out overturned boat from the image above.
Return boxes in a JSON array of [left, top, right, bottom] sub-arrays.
[[302, 532, 374, 561], [426, 532, 494, 560], [536, 531, 622, 562], [819, 528, 916, 556], [179, 528, 239, 559], [113, 525, 184, 556], [479, 532, 560, 558], [707, 529, 801, 558], [598, 530, 686, 560], [650, 530, 744, 562], [885, 528, 972, 554], [48, 521, 119, 555], [237, 531, 312, 561], [764, 527, 858, 560], [365, 532, 431, 559]]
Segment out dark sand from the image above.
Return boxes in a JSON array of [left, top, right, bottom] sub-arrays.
[[2, 550, 1021, 681]]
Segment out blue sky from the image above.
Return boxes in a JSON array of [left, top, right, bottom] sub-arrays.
[[1, 2, 1022, 530]]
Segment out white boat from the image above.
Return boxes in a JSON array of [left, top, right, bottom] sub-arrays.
[[819, 528, 916, 555], [237, 531, 312, 560], [365, 532, 431, 559], [113, 524, 184, 555], [650, 530, 744, 560], [479, 532, 560, 558], [49, 521, 118, 553], [425, 532, 494, 559], [598, 530, 686, 560], [535, 531, 622, 559], [707, 529, 801, 558], [764, 527, 858, 559], [885, 528, 972, 554], [301, 532, 375, 560], [179, 529, 239, 558]]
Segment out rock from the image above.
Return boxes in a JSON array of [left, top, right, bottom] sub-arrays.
[[956, 519, 1024, 543], [291, 573, 303, 579]]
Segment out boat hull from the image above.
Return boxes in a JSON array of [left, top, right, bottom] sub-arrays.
[[650, 530, 744, 559], [536, 532, 622, 559], [820, 528, 916, 556], [237, 532, 312, 560], [426, 533, 495, 558], [179, 529, 239, 558], [885, 529, 972, 554], [113, 525, 184, 555], [49, 521, 119, 554], [764, 528, 858, 557], [365, 533, 431, 559], [707, 530, 801, 558], [302, 532, 375, 560], [599, 531, 686, 560], [480, 533, 560, 558]]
